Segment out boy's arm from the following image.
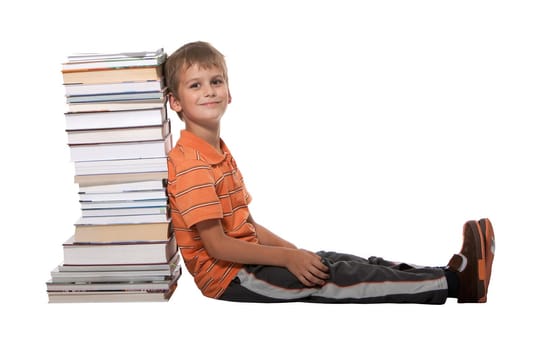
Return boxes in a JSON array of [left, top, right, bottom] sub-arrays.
[[196, 219, 329, 287], [247, 215, 297, 249]]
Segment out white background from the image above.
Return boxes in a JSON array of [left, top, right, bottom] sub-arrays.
[[1, 0, 537, 348]]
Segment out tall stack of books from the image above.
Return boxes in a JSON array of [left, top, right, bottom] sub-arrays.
[[46, 49, 181, 303]]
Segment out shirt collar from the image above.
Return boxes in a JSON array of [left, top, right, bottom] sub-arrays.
[[178, 129, 230, 165]]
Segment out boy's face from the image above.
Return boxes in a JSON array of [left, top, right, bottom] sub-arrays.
[[170, 64, 230, 128]]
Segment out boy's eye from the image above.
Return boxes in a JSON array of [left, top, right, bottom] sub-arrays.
[[211, 78, 223, 85], [189, 82, 201, 89]]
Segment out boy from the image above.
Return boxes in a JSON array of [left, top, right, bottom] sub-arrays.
[[165, 41, 495, 304]]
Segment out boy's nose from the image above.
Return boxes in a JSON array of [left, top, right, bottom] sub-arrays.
[[204, 85, 216, 97]]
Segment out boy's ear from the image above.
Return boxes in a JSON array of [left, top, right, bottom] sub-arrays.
[[169, 93, 183, 112]]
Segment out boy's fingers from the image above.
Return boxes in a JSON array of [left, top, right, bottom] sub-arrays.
[[300, 275, 315, 287], [313, 257, 329, 272], [308, 266, 329, 284], [307, 252, 329, 271], [318, 259, 330, 272]]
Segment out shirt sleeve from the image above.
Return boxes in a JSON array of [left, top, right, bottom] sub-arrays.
[[167, 158, 223, 228]]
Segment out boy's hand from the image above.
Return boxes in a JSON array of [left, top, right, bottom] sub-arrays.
[[285, 249, 330, 287]]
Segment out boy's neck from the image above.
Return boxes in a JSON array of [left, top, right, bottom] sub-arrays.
[[185, 123, 222, 154]]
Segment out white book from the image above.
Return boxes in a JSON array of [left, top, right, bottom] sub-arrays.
[[47, 288, 177, 303], [69, 133, 172, 162], [67, 120, 170, 145], [65, 79, 164, 96], [63, 48, 166, 70], [73, 157, 168, 175], [76, 214, 169, 225], [66, 90, 165, 103], [49, 267, 172, 283], [65, 107, 167, 130], [66, 48, 164, 62], [82, 206, 167, 217], [57, 252, 180, 272], [62, 235, 177, 265], [80, 198, 168, 210], [67, 101, 165, 113], [78, 190, 166, 202], [79, 180, 165, 193], [49, 263, 180, 283]]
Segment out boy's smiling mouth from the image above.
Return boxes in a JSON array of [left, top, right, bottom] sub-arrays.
[[200, 101, 221, 106]]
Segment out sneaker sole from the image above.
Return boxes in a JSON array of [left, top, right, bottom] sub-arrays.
[[478, 218, 495, 302], [458, 220, 487, 303]]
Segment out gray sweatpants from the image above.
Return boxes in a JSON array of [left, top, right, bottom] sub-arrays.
[[219, 251, 448, 304]]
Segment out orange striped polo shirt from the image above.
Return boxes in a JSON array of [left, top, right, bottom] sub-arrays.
[[167, 130, 257, 298]]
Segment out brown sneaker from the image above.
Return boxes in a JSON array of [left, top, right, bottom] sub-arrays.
[[447, 220, 487, 303], [478, 218, 495, 302]]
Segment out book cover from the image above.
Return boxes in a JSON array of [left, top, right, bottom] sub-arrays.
[[59, 251, 180, 271], [66, 100, 165, 113], [67, 120, 170, 145], [62, 235, 177, 265], [74, 171, 169, 186], [81, 205, 168, 218], [47, 284, 177, 303], [66, 48, 164, 61], [73, 157, 168, 176], [69, 133, 172, 162], [62, 65, 163, 85], [65, 79, 165, 97], [66, 90, 166, 104], [78, 179, 166, 193], [63, 48, 166, 71], [65, 107, 167, 131], [78, 190, 167, 202], [75, 214, 169, 226], [49, 258, 181, 284], [80, 198, 168, 210], [49, 265, 179, 283]]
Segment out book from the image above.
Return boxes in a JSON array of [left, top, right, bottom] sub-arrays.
[[78, 189, 167, 202], [63, 49, 166, 70], [47, 278, 177, 292], [78, 179, 166, 193], [49, 256, 180, 284], [47, 277, 180, 293], [67, 120, 170, 145], [80, 198, 168, 210], [65, 107, 167, 130], [59, 251, 180, 271], [66, 90, 166, 104], [65, 79, 165, 96], [62, 65, 163, 85], [66, 100, 165, 113], [66, 48, 164, 61], [69, 133, 172, 162], [49, 262, 180, 283], [58, 256, 179, 272], [79, 190, 167, 202], [82, 205, 168, 218], [47, 284, 177, 303], [74, 171, 169, 186], [74, 219, 171, 243], [62, 235, 177, 265], [76, 214, 169, 226], [73, 157, 168, 176]]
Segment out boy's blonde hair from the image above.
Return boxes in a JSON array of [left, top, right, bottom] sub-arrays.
[[165, 41, 228, 100]]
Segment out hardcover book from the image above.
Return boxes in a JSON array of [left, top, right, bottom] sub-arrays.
[[65, 107, 167, 130], [62, 235, 177, 265], [69, 133, 172, 162]]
